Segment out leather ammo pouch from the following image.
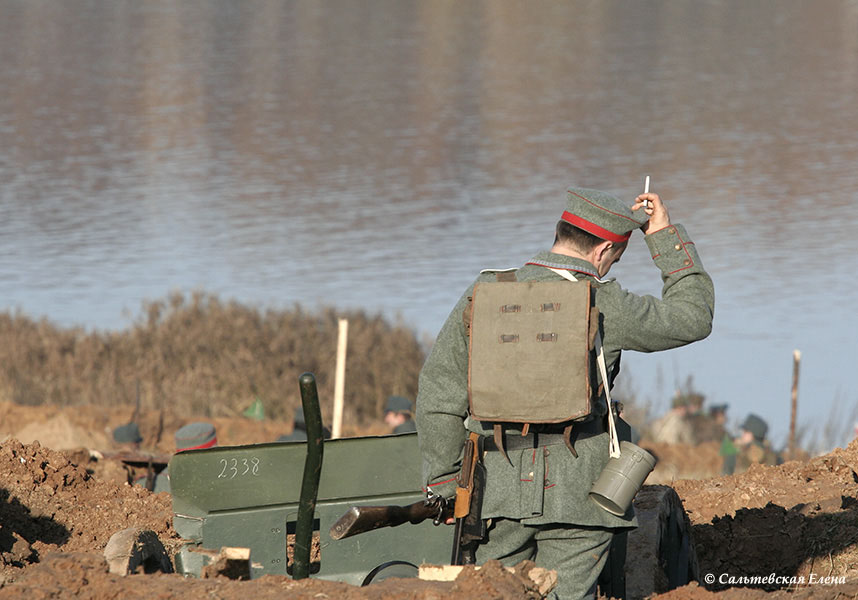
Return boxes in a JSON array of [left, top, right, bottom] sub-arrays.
[[467, 275, 600, 456]]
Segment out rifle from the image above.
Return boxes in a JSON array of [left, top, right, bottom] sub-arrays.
[[329, 498, 452, 540]]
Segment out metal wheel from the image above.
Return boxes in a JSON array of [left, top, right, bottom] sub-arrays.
[[361, 560, 419, 586]]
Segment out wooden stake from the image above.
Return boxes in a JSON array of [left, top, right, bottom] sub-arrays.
[[788, 349, 801, 457], [332, 319, 348, 439]]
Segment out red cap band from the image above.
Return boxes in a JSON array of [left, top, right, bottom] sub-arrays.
[[177, 436, 218, 452], [561, 211, 632, 243]]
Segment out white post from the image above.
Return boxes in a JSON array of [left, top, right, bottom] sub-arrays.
[[332, 318, 349, 439]]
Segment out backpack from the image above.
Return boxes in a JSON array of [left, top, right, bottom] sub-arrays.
[[465, 270, 601, 458]]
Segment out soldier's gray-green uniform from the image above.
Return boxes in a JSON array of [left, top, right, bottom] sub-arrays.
[[394, 419, 417, 434], [416, 187, 714, 599], [386, 395, 418, 434], [730, 413, 778, 474]]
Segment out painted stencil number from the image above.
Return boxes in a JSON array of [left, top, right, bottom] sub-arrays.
[[217, 457, 261, 479]]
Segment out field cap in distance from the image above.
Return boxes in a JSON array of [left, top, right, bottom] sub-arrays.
[[175, 422, 217, 452]]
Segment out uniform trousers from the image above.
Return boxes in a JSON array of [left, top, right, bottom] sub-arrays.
[[475, 517, 613, 600]]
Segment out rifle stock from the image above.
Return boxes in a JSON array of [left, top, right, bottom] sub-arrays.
[[329, 499, 448, 540]]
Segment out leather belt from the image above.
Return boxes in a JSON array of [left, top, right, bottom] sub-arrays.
[[482, 419, 605, 453]]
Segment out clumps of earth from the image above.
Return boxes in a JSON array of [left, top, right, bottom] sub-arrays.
[[3, 403, 858, 599]]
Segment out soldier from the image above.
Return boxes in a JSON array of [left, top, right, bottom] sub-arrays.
[[112, 422, 143, 449], [416, 186, 714, 599], [278, 407, 308, 442], [648, 394, 697, 445], [135, 422, 218, 493], [384, 395, 417, 434], [174, 421, 218, 452], [693, 403, 728, 445], [277, 407, 331, 442], [724, 413, 778, 475]]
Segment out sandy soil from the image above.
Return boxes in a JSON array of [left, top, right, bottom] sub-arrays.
[[3, 402, 858, 599]]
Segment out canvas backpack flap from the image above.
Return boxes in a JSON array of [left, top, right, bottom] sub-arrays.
[[467, 280, 594, 424]]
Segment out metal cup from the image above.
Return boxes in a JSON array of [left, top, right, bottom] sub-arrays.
[[589, 441, 657, 516]]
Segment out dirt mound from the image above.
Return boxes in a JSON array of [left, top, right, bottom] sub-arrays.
[[0, 439, 177, 577], [4, 402, 858, 599], [0, 431, 547, 599], [0, 553, 548, 600], [13, 413, 109, 451], [673, 443, 858, 522], [669, 440, 858, 596]]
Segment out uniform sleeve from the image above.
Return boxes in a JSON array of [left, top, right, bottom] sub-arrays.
[[415, 286, 474, 499], [598, 223, 715, 356]]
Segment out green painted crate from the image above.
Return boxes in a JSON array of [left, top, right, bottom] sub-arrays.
[[170, 432, 450, 584]]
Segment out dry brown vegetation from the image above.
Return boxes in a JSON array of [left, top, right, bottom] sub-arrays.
[[0, 293, 425, 426]]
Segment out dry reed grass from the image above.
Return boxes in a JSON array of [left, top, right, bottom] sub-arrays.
[[0, 292, 425, 427]]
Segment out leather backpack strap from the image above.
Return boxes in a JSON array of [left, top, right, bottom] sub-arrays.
[[495, 271, 517, 282], [563, 423, 578, 458], [493, 423, 510, 465]]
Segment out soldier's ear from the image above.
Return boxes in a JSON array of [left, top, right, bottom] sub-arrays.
[[594, 240, 615, 260]]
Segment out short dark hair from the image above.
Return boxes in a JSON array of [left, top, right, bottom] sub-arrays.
[[555, 220, 604, 252]]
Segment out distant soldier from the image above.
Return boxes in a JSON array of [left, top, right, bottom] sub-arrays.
[[174, 422, 218, 452], [277, 407, 331, 442], [685, 392, 705, 416], [649, 394, 696, 445], [278, 407, 308, 442], [691, 403, 728, 444], [135, 422, 218, 493], [724, 414, 778, 475], [384, 395, 416, 434], [112, 422, 143, 449]]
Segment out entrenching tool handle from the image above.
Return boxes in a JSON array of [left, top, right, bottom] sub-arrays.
[[454, 436, 476, 519], [293, 372, 325, 580], [329, 500, 449, 540], [451, 433, 482, 564]]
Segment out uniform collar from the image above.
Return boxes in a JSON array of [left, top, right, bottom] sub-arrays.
[[525, 251, 610, 282]]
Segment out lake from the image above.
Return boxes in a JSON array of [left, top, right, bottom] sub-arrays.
[[1, 0, 856, 450]]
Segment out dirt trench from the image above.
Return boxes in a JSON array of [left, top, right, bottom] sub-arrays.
[[3, 402, 858, 599]]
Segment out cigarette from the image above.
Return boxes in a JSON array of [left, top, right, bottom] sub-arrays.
[[643, 176, 650, 209]]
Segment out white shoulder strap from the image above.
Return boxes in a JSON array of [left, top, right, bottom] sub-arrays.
[[547, 268, 622, 458]]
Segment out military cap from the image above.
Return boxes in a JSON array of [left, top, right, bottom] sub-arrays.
[[385, 395, 412, 414], [175, 422, 217, 452], [113, 422, 143, 444], [741, 414, 768, 441], [562, 187, 647, 243], [709, 403, 728, 416]]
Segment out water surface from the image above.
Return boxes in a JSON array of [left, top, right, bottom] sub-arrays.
[[1, 0, 857, 449]]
